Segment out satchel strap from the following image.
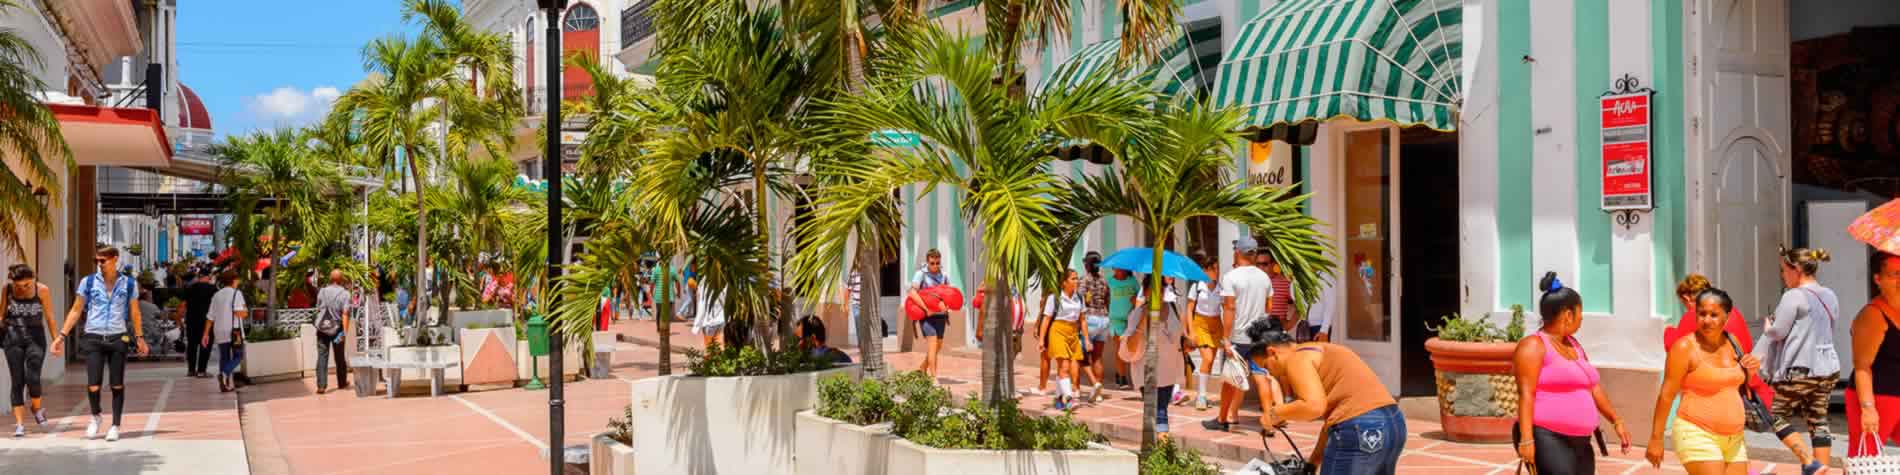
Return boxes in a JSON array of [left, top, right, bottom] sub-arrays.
[[1797, 287, 1836, 327]]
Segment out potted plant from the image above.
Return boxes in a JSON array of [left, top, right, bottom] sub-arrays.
[[242, 324, 304, 382], [590, 405, 636, 475], [1422, 305, 1527, 443], [628, 342, 858, 475]]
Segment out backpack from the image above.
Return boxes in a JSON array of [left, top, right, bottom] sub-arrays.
[[316, 288, 344, 338]]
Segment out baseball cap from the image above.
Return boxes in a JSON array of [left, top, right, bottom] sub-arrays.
[[1233, 236, 1261, 253]]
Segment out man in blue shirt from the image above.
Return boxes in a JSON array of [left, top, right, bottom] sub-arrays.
[[907, 249, 950, 379], [51, 246, 147, 442]]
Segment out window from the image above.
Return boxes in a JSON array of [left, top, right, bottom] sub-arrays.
[[563, 4, 600, 32]]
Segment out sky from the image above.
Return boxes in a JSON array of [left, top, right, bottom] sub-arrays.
[[176, 0, 427, 138]]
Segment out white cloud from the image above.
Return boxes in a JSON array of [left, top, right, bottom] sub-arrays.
[[244, 85, 341, 127]]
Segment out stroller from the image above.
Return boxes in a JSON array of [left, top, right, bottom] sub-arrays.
[[141, 311, 181, 360], [1235, 426, 1314, 475]]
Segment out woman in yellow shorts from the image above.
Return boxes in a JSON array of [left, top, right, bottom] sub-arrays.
[[1038, 269, 1088, 410], [1185, 253, 1224, 410], [1647, 287, 1761, 474]]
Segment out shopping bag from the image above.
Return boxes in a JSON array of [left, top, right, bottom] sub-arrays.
[[1215, 345, 1252, 392], [1847, 434, 1900, 474]]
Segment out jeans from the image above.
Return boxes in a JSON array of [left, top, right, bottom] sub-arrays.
[[218, 342, 240, 376], [1319, 405, 1406, 475], [314, 332, 349, 391], [1530, 426, 1594, 475], [3, 329, 46, 408], [80, 333, 129, 426], [1155, 385, 1175, 433]]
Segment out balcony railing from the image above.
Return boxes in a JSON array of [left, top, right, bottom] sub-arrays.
[[621, 0, 656, 47]]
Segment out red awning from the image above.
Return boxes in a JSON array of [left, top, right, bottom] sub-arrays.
[[49, 103, 172, 168]]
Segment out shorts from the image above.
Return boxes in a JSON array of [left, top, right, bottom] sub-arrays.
[[1233, 343, 1267, 375], [919, 314, 949, 338], [1769, 368, 1838, 445], [1046, 320, 1082, 361], [1084, 315, 1109, 342], [1190, 315, 1223, 349], [1109, 313, 1129, 337], [1671, 418, 1747, 464]]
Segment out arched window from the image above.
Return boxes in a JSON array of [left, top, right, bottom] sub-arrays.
[[563, 4, 599, 32]]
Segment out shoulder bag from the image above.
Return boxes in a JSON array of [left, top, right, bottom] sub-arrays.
[[1726, 334, 1789, 435]]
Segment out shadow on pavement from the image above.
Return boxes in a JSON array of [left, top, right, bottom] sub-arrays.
[[0, 444, 166, 473]]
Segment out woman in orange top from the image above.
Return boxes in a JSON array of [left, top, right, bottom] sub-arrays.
[[1647, 288, 1762, 473]]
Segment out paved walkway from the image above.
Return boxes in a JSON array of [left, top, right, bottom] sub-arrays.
[[0, 361, 247, 474]]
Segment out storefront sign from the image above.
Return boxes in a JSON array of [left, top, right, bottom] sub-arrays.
[[179, 218, 213, 236], [1600, 90, 1652, 210], [1247, 140, 1294, 187]]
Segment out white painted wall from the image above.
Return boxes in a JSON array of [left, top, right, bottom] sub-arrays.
[[1529, 0, 1580, 301], [1606, 0, 1659, 328], [1459, 0, 1502, 320]]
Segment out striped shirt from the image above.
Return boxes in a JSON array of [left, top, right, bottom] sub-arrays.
[[1269, 273, 1293, 318]]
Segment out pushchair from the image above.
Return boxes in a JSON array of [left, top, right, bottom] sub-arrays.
[[141, 313, 181, 360]]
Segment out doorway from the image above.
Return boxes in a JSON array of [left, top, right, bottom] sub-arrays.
[[1397, 130, 1461, 397]]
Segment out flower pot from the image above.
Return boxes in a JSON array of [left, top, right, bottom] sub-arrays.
[[243, 336, 304, 383], [590, 432, 635, 475], [1424, 337, 1519, 443], [629, 366, 860, 475], [883, 439, 1136, 475], [795, 411, 894, 475]]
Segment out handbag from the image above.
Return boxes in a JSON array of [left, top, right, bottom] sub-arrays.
[[227, 289, 245, 349], [1847, 434, 1900, 474], [1726, 335, 1789, 434]]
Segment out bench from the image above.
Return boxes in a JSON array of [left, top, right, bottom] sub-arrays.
[[349, 357, 460, 398]]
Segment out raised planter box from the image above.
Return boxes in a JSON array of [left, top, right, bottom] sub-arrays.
[[243, 335, 304, 383], [452, 309, 513, 333], [794, 411, 893, 475], [516, 340, 582, 383], [1424, 337, 1517, 443], [459, 328, 518, 390], [884, 439, 1136, 475], [386, 344, 463, 393], [590, 431, 635, 475], [630, 366, 859, 475]]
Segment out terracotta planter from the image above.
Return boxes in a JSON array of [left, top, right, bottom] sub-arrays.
[[1424, 337, 1518, 443]]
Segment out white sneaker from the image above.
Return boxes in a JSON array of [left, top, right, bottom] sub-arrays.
[[105, 425, 119, 442], [32, 408, 45, 425], [84, 416, 100, 439], [12, 424, 22, 438]]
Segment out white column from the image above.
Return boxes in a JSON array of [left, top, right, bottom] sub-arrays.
[[1529, 0, 1580, 294], [1607, 0, 1656, 321], [1459, 0, 1502, 317]]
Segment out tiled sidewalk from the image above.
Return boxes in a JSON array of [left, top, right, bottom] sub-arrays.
[[0, 361, 247, 474]]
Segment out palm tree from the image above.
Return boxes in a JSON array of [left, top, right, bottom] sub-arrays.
[[430, 157, 527, 311], [0, 0, 72, 261], [215, 129, 346, 323], [1049, 98, 1335, 449], [983, 0, 1181, 99], [790, 24, 1153, 402]]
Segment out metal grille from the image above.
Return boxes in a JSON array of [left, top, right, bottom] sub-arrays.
[[621, 0, 655, 47]]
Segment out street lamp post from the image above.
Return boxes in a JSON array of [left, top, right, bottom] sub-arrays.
[[536, 1, 567, 474]]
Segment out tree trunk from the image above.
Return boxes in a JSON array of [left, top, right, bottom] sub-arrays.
[[980, 274, 1012, 403], [1141, 244, 1166, 450], [266, 216, 281, 326], [750, 159, 777, 352], [656, 261, 672, 375], [853, 239, 883, 378], [409, 146, 429, 346]]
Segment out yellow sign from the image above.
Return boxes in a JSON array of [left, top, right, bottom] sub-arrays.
[[1248, 140, 1293, 187]]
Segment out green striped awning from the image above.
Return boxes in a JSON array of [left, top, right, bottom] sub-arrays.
[[1039, 18, 1223, 98], [1213, 0, 1463, 131]]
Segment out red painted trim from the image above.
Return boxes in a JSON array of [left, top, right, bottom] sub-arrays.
[[48, 103, 174, 161]]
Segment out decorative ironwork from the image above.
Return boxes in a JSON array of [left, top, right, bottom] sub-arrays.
[[1612, 209, 1643, 230], [1603, 73, 1655, 97], [621, 0, 656, 47]]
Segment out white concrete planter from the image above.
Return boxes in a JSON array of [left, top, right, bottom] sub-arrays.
[[458, 328, 518, 389], [590, 432, 635, 475], [884, 439, 1136, 475], [630, 366, 860, 475], [243, 337, 303, 382], [451, 309, 513, 333], [515, 340, 581, 382], [794, 411, 893, 475], [386, 344, 462, 391]]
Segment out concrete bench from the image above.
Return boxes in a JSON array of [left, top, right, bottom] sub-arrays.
[[350, 357, 460, 398]]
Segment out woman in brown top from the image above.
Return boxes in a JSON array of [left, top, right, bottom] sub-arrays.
[[1251, 319, 1403, 474]]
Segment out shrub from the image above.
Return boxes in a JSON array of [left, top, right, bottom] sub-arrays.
[[245, 325, 298, 342], [815, 374, 896, 426], [684, 341, 828, 377], [903, 397, 1098, 451], [1140, 438, 1219, 475], [1428, 304, 1528, 343], [605, 404, 632, 445]]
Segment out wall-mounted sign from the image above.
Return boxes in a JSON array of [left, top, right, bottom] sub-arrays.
[[179, 218, 214, 236], [1600, 80, 1653, 211], [1247, 140, 1294, 188]]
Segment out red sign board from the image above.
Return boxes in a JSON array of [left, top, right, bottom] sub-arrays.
[[179, 218, 214, 236], [1600, 92, 1652, 210]]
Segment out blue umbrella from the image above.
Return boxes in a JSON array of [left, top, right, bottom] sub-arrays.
[[1098, 247, 1210, 282]]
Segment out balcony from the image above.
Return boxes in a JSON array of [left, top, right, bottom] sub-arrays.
[[621, 0, 655, 48]]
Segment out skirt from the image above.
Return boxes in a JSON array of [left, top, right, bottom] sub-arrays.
[[1047, 320, 1083, 361], [1190, 315, 1224, 349]]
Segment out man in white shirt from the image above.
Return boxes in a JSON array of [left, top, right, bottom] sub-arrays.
[[206, 271, 248, 392], [1205, 236, 1275, 432]]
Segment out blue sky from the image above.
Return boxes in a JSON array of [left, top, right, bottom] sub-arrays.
[[177, 0, 426, 138]]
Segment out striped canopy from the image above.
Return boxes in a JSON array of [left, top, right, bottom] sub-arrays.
[[1039, 18, 1223, 98], [1212, 0, 1463, 131]]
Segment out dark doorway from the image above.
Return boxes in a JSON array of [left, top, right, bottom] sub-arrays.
[[1398, 130, 1461, 397]]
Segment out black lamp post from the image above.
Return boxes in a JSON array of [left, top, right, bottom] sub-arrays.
[[536, 1, 567, 474]]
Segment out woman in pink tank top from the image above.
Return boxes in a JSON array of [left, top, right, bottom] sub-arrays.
[[1513, 272, 1631, 474]]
